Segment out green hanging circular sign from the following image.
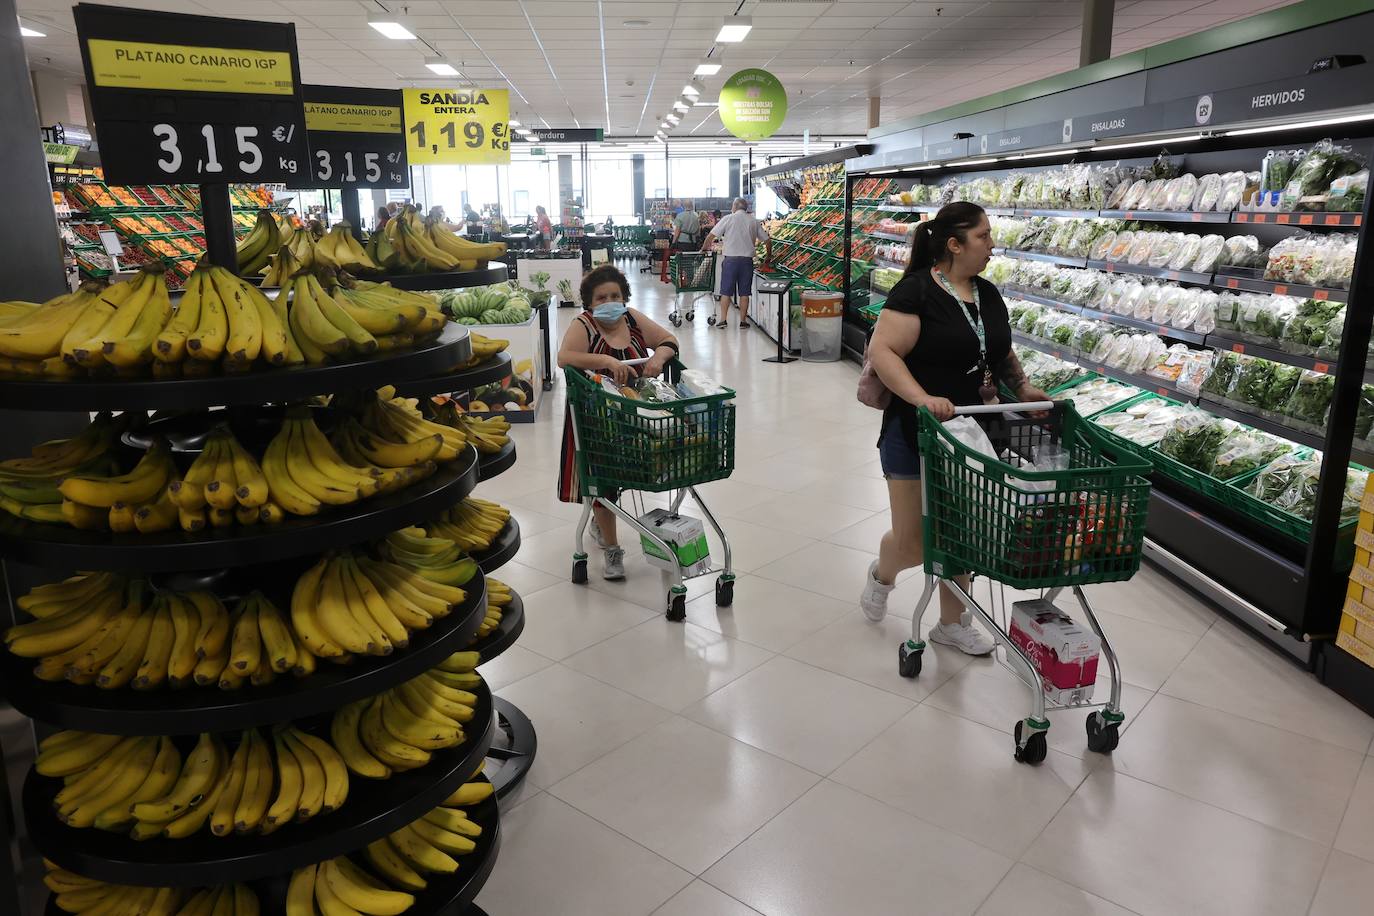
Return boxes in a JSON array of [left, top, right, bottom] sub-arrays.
[[719, 68, 788, 141]]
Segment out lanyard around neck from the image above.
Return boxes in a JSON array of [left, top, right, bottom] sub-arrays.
[[932, 268, 985, 361]]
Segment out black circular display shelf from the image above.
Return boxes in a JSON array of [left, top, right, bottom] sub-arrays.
[[0, 448, 479, 572], [486, 697, 537, 801], [392, 352, 514, 399], [40, 777, 501, 915], [476, 440, 518, 482], [472, 518, 521, 574], [2, 578, 488, 735], [383, 266, 509, 293], [469, 591, 524, 663], [0, 325, 474, 411], [24, 687, 495, 887]]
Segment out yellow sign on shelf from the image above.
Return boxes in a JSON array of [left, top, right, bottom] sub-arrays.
[[304, 103, 400, 135], [86, 38, 294, 95], [402, 88, 510, 165]]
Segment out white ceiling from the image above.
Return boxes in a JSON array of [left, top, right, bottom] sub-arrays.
[[17, 0, 1299, 139]]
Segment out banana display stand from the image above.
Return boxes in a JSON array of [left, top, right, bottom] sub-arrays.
[[0, 270, 539, 914]]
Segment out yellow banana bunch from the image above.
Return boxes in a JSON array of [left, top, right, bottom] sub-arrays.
[[286, 226, 317, 270], [381, 527, 481, 587], [351, 776, 490, 891], [473, 576, 512, 644], [58, 437, 176, 528], [262, 244, 302, 289], [459, 332, 510, 368], [425, 497, 510, 552], [451, 413, 510, 454], [316, 223, 381, 274], [0, 412, 127, 525], [0, 281, 105, 367], [425, 218, 507, 263], [43, 861, 259, 915], [384, 208, 459, 272], [330, 665, 481, 778], [345, 387, 467, 463], [335, 276, 446, 339], [236, 209, 283, 276]]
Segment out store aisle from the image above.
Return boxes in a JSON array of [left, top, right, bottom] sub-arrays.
[[474, 264, 1374, 916]]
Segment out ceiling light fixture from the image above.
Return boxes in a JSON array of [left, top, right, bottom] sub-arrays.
[[20, 25, 45, 37], [508, 119, 521, 127], [695, 57, 721, 76], [716, 15, 752, 43], [623, 19, 649, 27], [1094, 134, 1202, 151], [672, 101, 689, 113], [682, 83, 700, 98], [1005, 146, 1091, 160], [1223, 112, 1374, 136], [946, 157, 998, 167], [368, 13, 416, 41], [693, 100, 718, 107], [425, 57, 460, 76]]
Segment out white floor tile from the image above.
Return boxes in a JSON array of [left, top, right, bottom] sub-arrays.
[[517, 580, 657, 660], [1083, 563, 1218, 636], [494, 664, 672, 787], [684, 575, 852, 652], [653, 881, 763, 916], [564, 619, 774, 712], [703, 780, 1012, 916], [1114, 693, 1365, 844], [1161, 624, 1374, 753], [751, 540, 881, 603], [823, 509, 892, 553], [551, 717, 819, 874], [1080, 607, 1203, 692], [486, 559, 561, 599], [505, 521, 577, 577], [684, 656, 915, 774], [701, 516, 818, 573], [1335, 754, 1374, 863], [724, 491, 876, 540], [975, 863, 1137, 916], [833, 704, 1094, 858], [477, 792, 691, 916], [1308, 850, 1374, 916], [479, 644, 554, 691], [1023, 770, 1329, 916]]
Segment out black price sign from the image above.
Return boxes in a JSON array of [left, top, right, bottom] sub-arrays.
[[74, 4, 309, 185], [290, 85, 408, 190]]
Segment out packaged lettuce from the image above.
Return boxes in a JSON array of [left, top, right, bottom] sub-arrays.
[[1049, 268, 1075, 298], [1119, 179, 1150, 210], [1316, 306, 1347, 360], [1066, 270, 1106, 306], [1282, 139, 1364, 205], [1176, 349, 1215, 396], [1216, 171, 1249, 212], [1192, 174, 1224, 211], [1168, 234, 1202, 271], [1213, 292, 1241, 332], [1203, 350, 1241, 397], [1152, 285, 1186, 326], [1240, 294, 1297, 343], [1264, 152, 1298, 192], [1250, 452, 1310, 503], [1327, 169, 1367, 212], [1191, 234, 1226, 273], [1262, 364, 1302, 413], [1273, 460, 1363, 523], [1017, 304, 1044, 334], [1192, 291, 1219, 334], [1357, 385, 1374, 440], [1066, 221, 1104, 257], [1165, 174, 1199, 211], [1148, 233, 1184, 268], [1136, 283, 1164, 320], [1211, 428, 1289, 481], [1047, 220, 1077, 254], [1230, 355, 1277, 407], [1280, 297, 1344, 355], [1049, 313, 1079, 348], [1105, 178, 1134, 210], [1220, 234, 1261, 268], [1074, 320, 1108, 355], [1158, 407, 1232, 470], [1284, 369, 1335, 430], [1127, 232, 1157, 265]]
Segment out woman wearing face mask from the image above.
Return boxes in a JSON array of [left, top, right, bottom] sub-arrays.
[[556, 265, 680, 580]]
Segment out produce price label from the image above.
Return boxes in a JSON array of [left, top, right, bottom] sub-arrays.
[[291, 85, 408, 190], [402, 89, 511, 165], [74, 4, 309, 185]]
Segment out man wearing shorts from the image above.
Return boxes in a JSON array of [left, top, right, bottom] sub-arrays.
[[703, 197, 770, 329]]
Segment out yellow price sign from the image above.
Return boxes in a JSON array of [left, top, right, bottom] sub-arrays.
[[402, 88, 510, 165]]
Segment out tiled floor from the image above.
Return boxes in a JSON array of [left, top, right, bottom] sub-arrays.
[[472, 265, 1374, 915]]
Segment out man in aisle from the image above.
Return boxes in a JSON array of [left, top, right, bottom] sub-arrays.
[[703, 197, 770, 330], [672, 206, 701, 251]]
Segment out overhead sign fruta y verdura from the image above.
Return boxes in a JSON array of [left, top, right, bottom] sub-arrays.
[[402, 88, 511, 165], [719, 69, 788, 141], [291, 85, 409, 190]]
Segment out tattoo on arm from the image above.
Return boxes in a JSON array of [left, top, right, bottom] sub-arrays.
[[997, 351, 1028, 392]]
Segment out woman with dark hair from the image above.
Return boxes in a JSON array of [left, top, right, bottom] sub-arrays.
[[556, 264, 680, 580], [859, 201, 1047, 654]]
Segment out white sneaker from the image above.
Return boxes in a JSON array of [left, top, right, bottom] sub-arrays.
[[603, 546, 626, 580], [589, 514, 609, 549], [929, 611, 995, 656], [860, 561, 895, 622]]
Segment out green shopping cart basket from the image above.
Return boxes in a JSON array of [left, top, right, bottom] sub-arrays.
[[667, 252, 717, 326]]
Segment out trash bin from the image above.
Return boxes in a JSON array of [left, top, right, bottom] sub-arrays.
[[800, 291, 843, 362]]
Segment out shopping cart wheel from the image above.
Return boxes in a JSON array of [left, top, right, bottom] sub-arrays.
[[898, 640, 924, 678], [666, 588, 687, 621], [707, 315, 717, 326], [670, 313, 682, 327], [571, 555, 588, 584], [1085, 712, 1122, 753], [1013, 720, 1049, 765], [715, 576, 734, 607], [685, 310, 694, 321]]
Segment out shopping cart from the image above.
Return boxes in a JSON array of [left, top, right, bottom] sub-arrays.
[[565, 357, 736, 620], [667, 252, 718, 327], [901, 401, 1152, 764]]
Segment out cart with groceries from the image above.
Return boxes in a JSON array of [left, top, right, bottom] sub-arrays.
[[564, 356, 737, 620], [666, 251, 717, 327], [902, 400, 1152, 764]]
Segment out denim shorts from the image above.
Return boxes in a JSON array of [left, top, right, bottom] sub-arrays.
[[878, 427, 921, 480], [720, 256, 754, 298]]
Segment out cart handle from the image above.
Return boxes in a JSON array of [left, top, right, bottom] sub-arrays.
[[951, 400, 1055, 415]]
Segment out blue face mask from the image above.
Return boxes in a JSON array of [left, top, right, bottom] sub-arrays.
[[592, 301, 627, 323]]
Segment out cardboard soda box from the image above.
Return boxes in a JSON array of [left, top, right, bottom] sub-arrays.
[[1009, 599, 1100, 705], [638, 509, 711, 577]]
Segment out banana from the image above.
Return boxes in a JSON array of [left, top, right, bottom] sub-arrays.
[[408, 815, 477, 855], [342, 555, 409, 649], [255, 593, 298, 673], [317, 555, 382, 655], [282, 421, 367, 505], [380, 692, 461, 749], [443, 781, 494, 807], [58, 438, 173, 509], [364, 838, 428, 892], [264, 731, 303, 832], [242, 281, 289, 366], [68, 272, 150, 364], [172, 439, 219, 511], [0, 287, 99, 361], [19, 571, 119, 615], [104, 266, 172, 367], [294, 413, 380, 495], [47, 595, 140, 683], [422, 806, 482, 837], [288, 727, 349, 813], [388, 824, 459, 873], [323, 857, 415, 915], [204, 434, 240, 511], [132, 732, 224, 825], [285, 864, 317, 916], [280, 729, 326, 821], [308, 275, 377, 353], [436, 649, 481, 672], [155, 268, 204, 363], [289, 276, 350, 356], [233, 883, 260, 916], [233, 728, 273, 834], [6, 588, 121, 657], [208, 267, 263, 366], [132, 596, 175, 690], [187, 275, 228, 362], [237, 209, 282, 276], [133, 479, 179, 534], [163, 593, 201, 687], [94, 734, 181, 831], [159, 768, 229, 840], [95, 597, 155, 689], [401, 676, 474, 724], [262, 420, 324, 516], [352, 563, 433, 631], [291, 556, 345, 658], [360, 696, 431, 771], [288, 284, 331, 365], [210, 730, 251, 836], [188, 591, 231, 661], [228, 597, 263, 675], [330, 699, 391, 779], [64, 735, 159, 828]]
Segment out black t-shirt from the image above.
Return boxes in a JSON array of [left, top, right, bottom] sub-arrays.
[[880, 269, 1012, 439]]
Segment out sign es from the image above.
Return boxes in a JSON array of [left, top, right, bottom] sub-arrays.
[[73, 3, 310, 185], [291, 85, 408, 190], [719, 69, 787, 142], [402, 88, 511, 165]]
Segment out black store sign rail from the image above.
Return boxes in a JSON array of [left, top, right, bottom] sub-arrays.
[[291, 85, 408, 190], [74, 3, 310, 185]]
